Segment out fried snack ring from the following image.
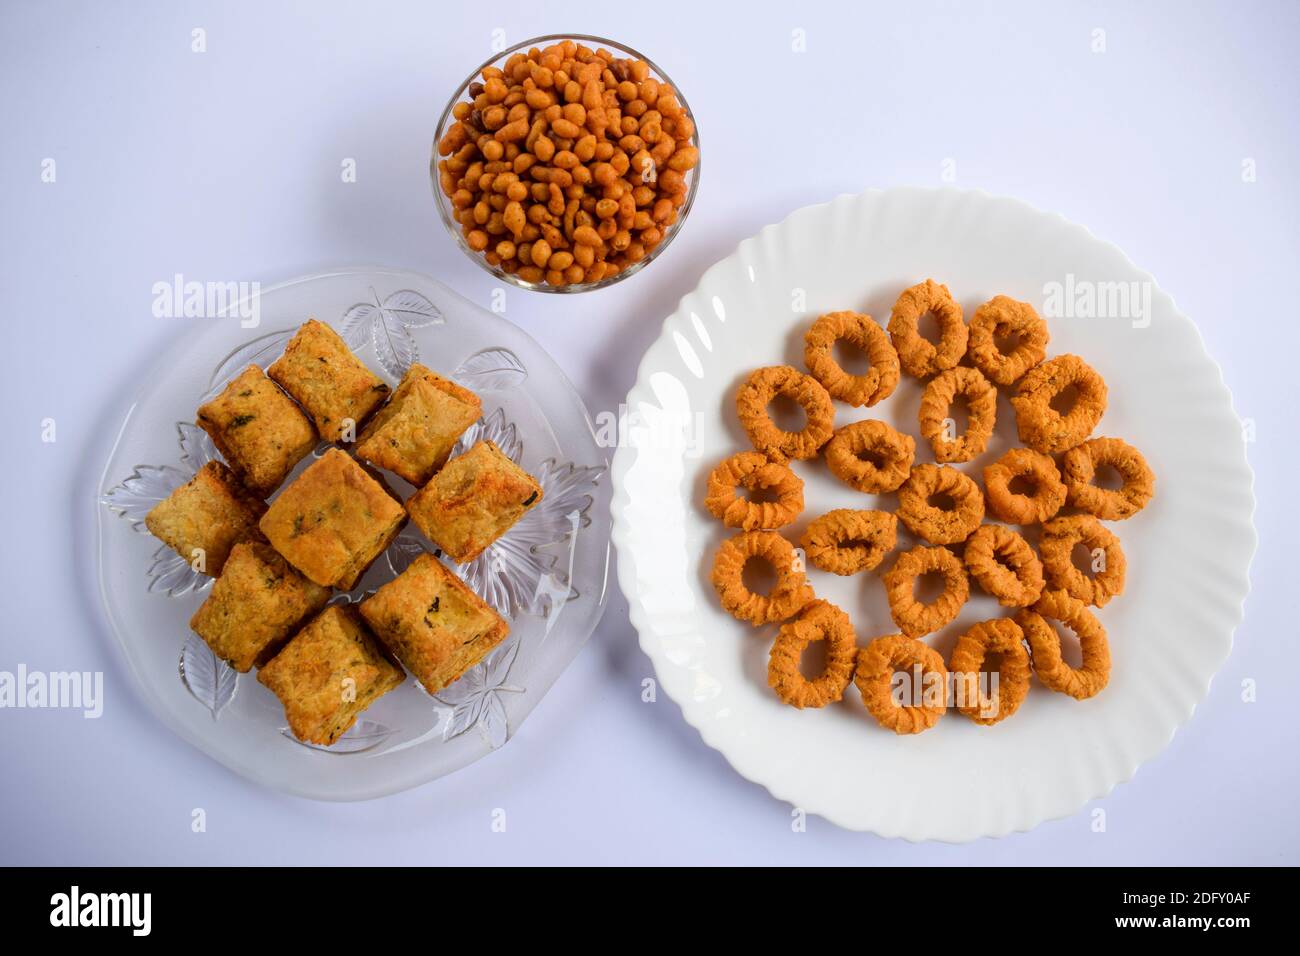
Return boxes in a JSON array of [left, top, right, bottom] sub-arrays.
[[1061, 436, 1155, 520], [883, 544, 970, 637], [854, 634, 948, 734], [1010, 354, 1108, 454], [1038, 514, 1126, 607], [966, 295, 1049, 386], [982, 447, 1067, 525], [803, 311, 901, 407], [918, 366, 998, 463], [824, 420, 916, 493], [887, 279, 968, 379], [949, 618, 1032, 725], [735, 365, 835, 463], [963, 524, 1045, 608], [800, 509, 898, 575], [896, 464, 985, 545], [710, 531, 815, 626], [1015, 590, 1110, 700], [704, 451, 805, 530], [767, 600, 858, 708]]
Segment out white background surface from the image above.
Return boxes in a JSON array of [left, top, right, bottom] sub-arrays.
[[2, 0, 1296, 864]]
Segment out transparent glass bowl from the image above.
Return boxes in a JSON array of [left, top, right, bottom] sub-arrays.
[[431, 34, 700, 294]]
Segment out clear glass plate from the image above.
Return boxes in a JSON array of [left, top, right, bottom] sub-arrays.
[[96, 267, 611, 800]]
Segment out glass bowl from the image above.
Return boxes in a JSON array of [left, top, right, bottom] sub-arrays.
[[430, 34, 701, 294]]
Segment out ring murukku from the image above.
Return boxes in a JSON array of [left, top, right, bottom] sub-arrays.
[[963, 524, 1045, 608], [1015, 590, 1110, 700], [966, 295, 1049, 386], [710, 531, 815, 626], [1061, 436, 1155, 520], [767, 600, 858, 708], [948, 618, 1031, 725], [1038, 514, 1126, 607], [918, 366, 998, 463], [896, 463, 985, 545], [1010, 354, 1108, 454], [854, 634, 948, 734], [800, 509, 897, 575], [803, 311, 901, 407], [982, 447, 1067, 525], [883, 544, 969, 637], [824, 420, 915, 493], [704, 451, 804, 530], [887, 279, 968, 379], [735, 365, 835, 463]]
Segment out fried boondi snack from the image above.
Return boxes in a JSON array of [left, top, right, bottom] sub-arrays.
[[196, 364, 317, 497], [1016, 590, 1110, 700], [963, 524, 1044, 608], [735, 365, 835, 462], [948, 618, 1031, 726], [406, 440, 543, 564], [354, 363, 482, 486], [982, 447, 1067, 525], [966, 295, 1049, 386], [883, 544, 970, 637], [704, 451, 804, 530], [1061, 436, 1155, 520], [359, 551, 510, 694], [259, 448, 407, 590], [144, 461, 266, 577], [710, 530, 814, 626], [896, 464, 984, 545], [854, 634, 948, 734], [268, 319, 390, 442], [824, 419, 915, 493], [258, 605, 404, 746], [1038, 514, 1126, 607], [189, 541, 330, 672], [918, 366, 997, 463], [800, 509, 897, 575], [802, 311, 900, 407], [767, 600, 858, 708], [1010, 354, 1108, 454], [887, 279, 967, 379]]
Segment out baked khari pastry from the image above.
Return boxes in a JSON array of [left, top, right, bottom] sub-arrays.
[[268, 319, 390, 442], [145, 460, 265, 576]]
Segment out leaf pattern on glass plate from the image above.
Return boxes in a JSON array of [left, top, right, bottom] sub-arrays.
[[203, 328, 293, 400], [434, 638, 523, 750], [453, 347, 528, 391], [179, 632, 237, 719], [99, 464, 190, 532], [177, 421, 220, 470], [340, 287, 444, 379], [282, 719, 397, 754]]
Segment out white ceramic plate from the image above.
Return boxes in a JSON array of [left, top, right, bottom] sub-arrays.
[[96, 267, 611, 800], [611, 188, 1256, 841]]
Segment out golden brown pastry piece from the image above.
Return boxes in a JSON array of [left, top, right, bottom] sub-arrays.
[[704, 451, 803, 530], [883, 544, 969, 637], [854, 634, 948, 734], [710, 530, 814, 626], [1061, 436, 1155, 520], [948, 617, 1031, 726], [824, 420, 915, 493], [767, 600, 858, 708], [145, 460, 266, 576], [735, 365, 835, 462], [918, 366, 997, 463], [896, 464, 985, 545], [1010, 354, 1107, 454], [887, 279, 967, 379], [802, 311, 900, 407], [965, 295, 1048, 386], [982, 447, 1067, 525], [1016, 590, 1111, 700], [800, 509, 897, 575], [963, 524, 1045, 608], [268, 319, 390, 442]]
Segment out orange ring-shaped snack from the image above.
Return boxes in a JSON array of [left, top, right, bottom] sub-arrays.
[[948, 618, 1031, 725], [704, 451, 804, 530], [918, 366, 998, 463], [803, 311, 900, 407], [1010, 354, 1108, 454], [966, 295, 1049, 386], [896, 464, 985, 545], [710, 531, 815, 626], [800, 509, 898, 575], [735, 365, 835, 463], [1015, 590, 1110, 700], [982, 447, 1067, 525], [854, 634, 948, 734], [1061, 436, 1155, 520], [1038, 514, 1126, 607], [883, 544, 970, 637], [767, 600, 858, 708], [824, 420, 916, 493], [887, 279, 968, 379], [963, 524, 1045, 608]]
